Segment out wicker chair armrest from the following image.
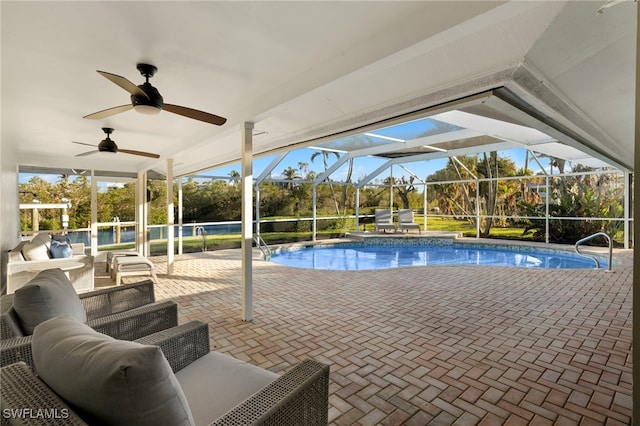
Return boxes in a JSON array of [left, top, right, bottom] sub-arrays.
[[0, 362, 88, 426], [87, 301, 178, 341], [210, 359, 330, 426], [135, 321, 210, 373], [80, 280, 155, 320], [0, 336, 34, 370]]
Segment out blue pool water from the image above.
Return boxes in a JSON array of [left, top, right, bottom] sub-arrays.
[[269, 243, 603, 270]]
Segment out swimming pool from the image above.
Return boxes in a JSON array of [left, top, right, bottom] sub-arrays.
[[269, 241, 605, 270]]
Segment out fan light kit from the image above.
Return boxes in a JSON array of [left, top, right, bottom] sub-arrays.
[[73, 128, 160, 159], [84, 64, 227, 126]]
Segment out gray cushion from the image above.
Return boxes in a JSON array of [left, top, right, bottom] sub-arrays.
[[175, 351, 278, 424], [13, 268, 87, 334], [33, 316, 195, 426]]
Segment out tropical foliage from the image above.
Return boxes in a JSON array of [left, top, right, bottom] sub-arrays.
[[18, 154, 625, 245]]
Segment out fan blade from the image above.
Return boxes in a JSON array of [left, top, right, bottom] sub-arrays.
[[118, 148, 160, 159], [75, 150, 99, 157], [97, 71, 148, 99], [83, 104, 133, 120], [163, 104, 227, 126], [72, 141, 97, 148]]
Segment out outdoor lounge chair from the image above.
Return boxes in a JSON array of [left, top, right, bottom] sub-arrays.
[[398, 209, 421, 234], [374, 209, 396, 233], [0, 268, 178, 370], [1, 318, 330, 425]]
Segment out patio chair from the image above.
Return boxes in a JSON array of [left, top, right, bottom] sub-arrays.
[[0, 268, 178, 370], [1, 318, 330, 425], [398, 209, 421, 234], [374, 209, 396, 233]]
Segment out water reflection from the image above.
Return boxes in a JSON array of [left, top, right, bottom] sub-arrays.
[[271, 244, 602, 271]]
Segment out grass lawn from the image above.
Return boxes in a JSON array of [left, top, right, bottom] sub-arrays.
[[99, 217, 537, 255]]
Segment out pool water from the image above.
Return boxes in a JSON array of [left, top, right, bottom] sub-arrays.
[[269, 243, 603, 270]]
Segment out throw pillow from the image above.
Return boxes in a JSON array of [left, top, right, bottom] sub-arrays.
[[21, 235, 51, 261], [33, 316, 195, 426], [12, 268, 87, 334], [50, 240, 73, 258]]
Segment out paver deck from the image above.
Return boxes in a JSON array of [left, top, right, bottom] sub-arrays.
[[95, 244, 632, 425]]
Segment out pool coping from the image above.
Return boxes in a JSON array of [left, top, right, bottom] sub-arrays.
[[266, 231, 630, 268]]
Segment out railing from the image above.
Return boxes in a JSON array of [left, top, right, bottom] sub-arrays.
[[195, 226, 208, 252], [575, 232, 613, 271], [254, 234, 272, 260]]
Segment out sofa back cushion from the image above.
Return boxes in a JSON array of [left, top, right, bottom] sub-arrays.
[[21, 233, 52, 261], [33, 316, 195, 426], [12, 268, 87, 334]]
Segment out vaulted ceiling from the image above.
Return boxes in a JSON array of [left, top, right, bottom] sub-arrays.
[[2, 1, 636, 178]]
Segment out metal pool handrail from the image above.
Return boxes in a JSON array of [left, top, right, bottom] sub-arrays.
[[575, 232, 612, 271], [254, 234, 272, 260]]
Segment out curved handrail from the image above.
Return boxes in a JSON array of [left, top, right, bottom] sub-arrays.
[[574, 232, 612, 271], [254, 234, 272, 260], [195, 226, 207, 252]]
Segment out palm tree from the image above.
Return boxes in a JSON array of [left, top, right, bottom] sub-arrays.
[[282, 166, 300, 190], [311, 150, 340, 214], [228, 170, 241, 185]]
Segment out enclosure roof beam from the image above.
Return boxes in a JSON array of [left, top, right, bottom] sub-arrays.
[[314, 155, 350, 185], [351, 129, 481, 158], [356, 159, 395, 188], [256, 152, 288, 184], [392, 141, 520, 164]]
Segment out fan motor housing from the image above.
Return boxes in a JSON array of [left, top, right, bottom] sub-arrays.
[[132, 83, 163, 112]]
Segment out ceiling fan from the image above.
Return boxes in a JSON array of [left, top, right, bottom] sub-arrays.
[[83, 63, 227, 126], [73, 128, 160, 159]]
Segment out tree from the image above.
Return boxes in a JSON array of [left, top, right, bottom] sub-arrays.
[[311, 150, 340, 214]]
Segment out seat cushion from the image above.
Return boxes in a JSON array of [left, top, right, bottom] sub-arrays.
[[33, 316, 195, 426], [175, 351, 278, 424], [13, 268, 87, 334]]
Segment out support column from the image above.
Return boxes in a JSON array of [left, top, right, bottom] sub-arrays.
[[136, 171, 148, 256], [623, 171, 631, 250], [355, 188, 360, 231], [632, 2, 639, 417], [167, 159, 175, 275], [241, 122, 254, 322], [90, 170, 98, 256], [312, 185, 317, 241], [178, 178, 183, 255]]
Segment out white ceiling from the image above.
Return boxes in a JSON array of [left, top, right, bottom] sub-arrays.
[[2, 1, 636, 178]]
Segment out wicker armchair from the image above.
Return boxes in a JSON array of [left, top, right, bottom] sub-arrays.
[[0, 321, 330, 426], [1, 280, 178, 369]]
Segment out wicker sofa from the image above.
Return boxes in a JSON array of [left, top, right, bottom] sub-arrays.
[[1, 269, 178, 370], [0, 319, 330, 425], [6, 233, 94, 294]]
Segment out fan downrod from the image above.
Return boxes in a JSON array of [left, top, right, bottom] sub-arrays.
[[102, 127, 114, 136], [137, 63, 158, 79]]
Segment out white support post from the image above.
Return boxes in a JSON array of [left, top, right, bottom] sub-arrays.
[[136, 171, 148, 256], [90, 170, 98, 256], [475, 179, 480, 238], [178, 178, 183, 255], [545, 175, 550, 244], [624, 171, 631, 249], [355, 189, 360, 231], [166, 159, 175, 275], [312, 185, 317, 241], [256, 185, 261, 237], [423, 184, 427, 231], [241, 122, 254, 322]]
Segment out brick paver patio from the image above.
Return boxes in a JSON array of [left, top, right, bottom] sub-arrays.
[[97, 243, 632, 425]]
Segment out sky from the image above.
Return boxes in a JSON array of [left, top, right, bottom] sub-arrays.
[[18, 146, 546, 188]]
